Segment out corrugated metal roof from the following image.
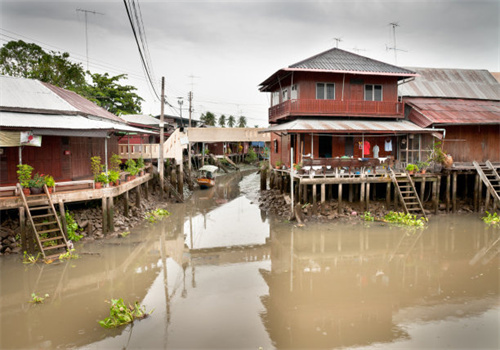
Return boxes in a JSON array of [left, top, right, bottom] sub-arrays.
[[0, 111, 154, 133], [399, 68, 500, 100], [0, 75, 77, 111], [406, 97, 500, 127], [261, 118, 433, 134], [121, 114, 160, 126], [290, 48, 416, 76]]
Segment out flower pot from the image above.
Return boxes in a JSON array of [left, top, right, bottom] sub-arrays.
[[421, 169, 426, 174], [22, 187, 30, 196], [47, 187, 53, 194], [95, 182, 102, 189], [139, 171, 144, 176], [30, 187, 43, 195]]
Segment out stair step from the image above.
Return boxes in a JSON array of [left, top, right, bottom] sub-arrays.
[[40, 236, 63, 243], [34, 220, 57, 226], [44, 253, 64, 260], [29, 206, 51, 211], [37, 228, 61, 235], [42, 244, 67, 251], [32, 213, 55, 219]]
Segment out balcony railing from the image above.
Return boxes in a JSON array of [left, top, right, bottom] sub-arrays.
[[269, 99, 403, 122]]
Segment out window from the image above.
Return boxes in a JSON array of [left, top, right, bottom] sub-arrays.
[[282, 88, 289, 101], [272, 91, 280, 106], [365, 85, 383, 101], [291, 84, 298, 99], [316, 83, 335, 100]]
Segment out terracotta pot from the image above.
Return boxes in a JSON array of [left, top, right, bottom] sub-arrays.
[[95, 182, 102, 189], [47, 187, 53, 194], [421, 169, 426, 174], [22, 187, 30, 196]]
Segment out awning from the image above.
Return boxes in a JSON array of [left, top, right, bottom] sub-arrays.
[[0, 111, 156, 135], [259, 118, 444, 135]]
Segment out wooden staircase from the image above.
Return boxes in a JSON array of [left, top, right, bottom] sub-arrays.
[[473, 161, 500, 206], [19, 184, 70, 259], [388, 231, 423, 263], [390, 169, 427, 220]]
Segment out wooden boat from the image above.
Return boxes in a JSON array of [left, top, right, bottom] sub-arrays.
[[197, 165, 218, 189]]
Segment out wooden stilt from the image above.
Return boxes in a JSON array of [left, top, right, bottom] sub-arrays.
[[474, 174, 480, 212], [348, 184, 353, 202], [452, 172, 457, 213], [298, 183, 303, 204], [485, 189, 491, 212], [360, 182, 365, 210], [108, 196, 114, 233], [420, 178, 426, 206], [386, 181, 391, 209], [312, 184, 317, 208], [338, 184, 343, 214], [304, 184, 308, 203], [321, 184, 326, 204], [102, 197, 108, 235], [366, 182, 370, 211], [478, 179, 483, 211], [260, 167, 267, 190], [328, 184, 333, 201], [432, 178, 438, 214], [58, 200, 67, 238], [436, 175, 442, 212], [124, 191, 130, 218], [446, 173, 451, 213], [136, 185, 141, 209], [19, 207, 27, 252], [144, 182, 149, 200]]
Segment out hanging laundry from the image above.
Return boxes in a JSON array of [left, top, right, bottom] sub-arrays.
[[363, 141, 371, 155], [385, 139, 392, 152], [373, 144, 380, 158]]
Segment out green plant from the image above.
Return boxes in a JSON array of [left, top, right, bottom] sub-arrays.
[[28, 173, 45, 188], [125, 159, 138, 176], [59, 249, 78, 260], [65, 211, 83, 242], [110, 153, 122, 172], [44, 175, 55, 187], [405, 163, 419, 173], [416, 160, 429, 171], [482, 211, 500, 227], [23, 251, 40, 264], [363, 212, 375, 222], [17, 164, 33, 188], [96, 172, 109, 184], [29, 292, 49, 304], [427, 142, 448, 164], [275, 160, 283, 168], [293, 162, 302, 171], [98, 298, 152, 328], [245, 148, 258, 163], [108, 170, 120, 184], [383, 211, 426, 227], [136, 156, 145, 169], [91, 156, 103, 181], [145, 208, 171, 223]]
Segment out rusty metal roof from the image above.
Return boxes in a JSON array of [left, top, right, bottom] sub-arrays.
[[405, 97, 500, 127], [0, 75, 123, 122], [399, 68, 500, 100], [261, 118, 434, 134], [121, 114, 160, 126]]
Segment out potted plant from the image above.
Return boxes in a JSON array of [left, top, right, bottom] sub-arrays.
[[17, 164, 33, 195], [416, 160, 429, 174], [275, 160, 283, 169], [110, 153, 122, 172], [95, 172, 109, 189], [405, 163, 419, 175], [125, 159, 138, 181], [108, 170, 120, 186], [137, 156, 145, 176], [28, 173, 45, 194], [44, 175, 55, 193], [91, 156, 103, 182]]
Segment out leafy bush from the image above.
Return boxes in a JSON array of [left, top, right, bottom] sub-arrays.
[[110, 153, 122, 172], [28, 173, 45, 188], [98, 298, 152, 328], [65, 211, 83, 242], [383, 211, 426, 227], [245, 148, 258, 163], [17, 164, 33, 188], [482, 211, 500, 227], [91, 156, 103, 180]]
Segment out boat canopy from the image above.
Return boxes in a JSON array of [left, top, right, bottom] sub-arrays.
[[199, 165, 219, 173]]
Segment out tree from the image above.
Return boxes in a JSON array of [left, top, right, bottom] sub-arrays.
[[0, 40, 86, 91], [227, 115, 235, 128], [218, 114, 226, 128], [81, 73, 143, 115], [200, 111, 216, 126], [237, 116, 247, 128]]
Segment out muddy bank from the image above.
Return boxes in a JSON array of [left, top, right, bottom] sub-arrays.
[[258, 188, 477, 223]]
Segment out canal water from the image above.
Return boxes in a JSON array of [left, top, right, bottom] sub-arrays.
[[0, 171, 498, 349]]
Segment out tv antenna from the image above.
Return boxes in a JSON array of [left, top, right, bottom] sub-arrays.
[[76, 8, 104, 71], [352, 46, 367, 54], [386, 22, 407, 65], [333, 37, 343, 48]]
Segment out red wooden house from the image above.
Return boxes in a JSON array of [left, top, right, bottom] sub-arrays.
[[0, 75, 150, 187], [259, 48, 440, 169], [400, 68, 500, 163]]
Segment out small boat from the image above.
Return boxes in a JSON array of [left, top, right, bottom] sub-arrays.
[[197, 165, 218, 189]]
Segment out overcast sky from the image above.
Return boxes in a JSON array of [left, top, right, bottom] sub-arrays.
[[1, 0, 498, 126]]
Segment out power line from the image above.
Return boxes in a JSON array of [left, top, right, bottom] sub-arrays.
[[76, 8, 104, 71]]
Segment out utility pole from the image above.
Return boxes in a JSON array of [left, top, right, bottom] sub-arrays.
[[188, 91, 193, 172], [160, 77, 165, 195], [76, 8, 104, 71]]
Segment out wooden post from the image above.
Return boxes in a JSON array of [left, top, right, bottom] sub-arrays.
[[360, 182, 365, 210], [260, 166, 267, 190], [386, 181, 391, 209], [19, 207, 27, 252], [58, 200, 68, 238], [420, 178, 426, 204], [452, 172, 457, 213], [446, 173, 451, 213], [321, 183, 326, 204], [474, 174, 480, 212], [328, 184, 333, 201], [348, 184, 353, 202], [144, 182, 149, 200], [338, 183, 343, 214], [108, 196, 114, 233], [303, 184, 308, 203], [102, 197, 108, 235], [177, 164, 183, 197], [124, 191, 129, 218], [366, 182, 370, 211], [298, 183, 303, 204], [485, 189, 491, 212], [432, 178, 438, 214], [136, 185, 141, 209], [312, 184, 317, 208], [436, 175, 442, 212]]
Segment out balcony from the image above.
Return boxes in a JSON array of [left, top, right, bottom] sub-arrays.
[[269, 99, 404, 122]]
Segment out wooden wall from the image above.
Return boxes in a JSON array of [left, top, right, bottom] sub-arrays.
[[442, 125, 500, 162]]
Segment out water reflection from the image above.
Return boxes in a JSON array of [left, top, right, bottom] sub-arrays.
[[0, 171, 498, 349]]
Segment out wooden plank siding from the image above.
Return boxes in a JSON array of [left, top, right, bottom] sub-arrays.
[[442, 125, 500, 162], [268, 72, 402, 122], [0, 135, 120, 185]]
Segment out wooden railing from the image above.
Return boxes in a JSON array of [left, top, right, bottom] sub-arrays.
[[118, 129, 186, 162], [269, 99, 403, 121]]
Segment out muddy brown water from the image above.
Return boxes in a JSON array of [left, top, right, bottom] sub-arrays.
[[0, 171, 498, 349]]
